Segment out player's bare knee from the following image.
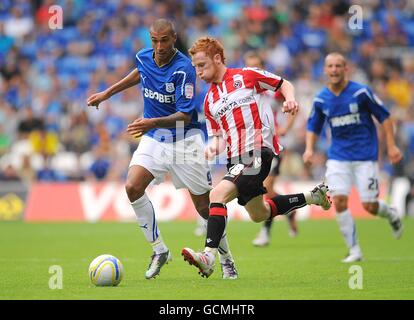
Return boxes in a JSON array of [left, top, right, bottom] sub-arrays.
[[247, 207, 268, 223], [335, 203, 348, 213], [190, 192, 210, 219], [333, 196, 348, 213], [125, 182, 145, 202], [362, 202, 378, 215], [195, 203, 209, 220], [249, 213, 266, 223], [209, 188, 226, 203]]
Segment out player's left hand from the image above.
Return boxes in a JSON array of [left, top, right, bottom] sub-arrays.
[[127, 118, 156, 139], [282, 100, 299, 115], [277, 127, 287, 136], [388, 145, 403, 164]]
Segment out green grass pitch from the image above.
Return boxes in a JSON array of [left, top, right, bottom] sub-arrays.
[[1, 219, 413, 300]]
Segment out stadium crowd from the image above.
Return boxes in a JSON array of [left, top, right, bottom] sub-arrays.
[[0, 0, 413, 187]]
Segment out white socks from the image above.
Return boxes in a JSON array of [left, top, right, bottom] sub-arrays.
[[377, 200, 397, 221], [131, 193, 168, 254], [336, 209, 359, 250], [218, 231, 233, 264]]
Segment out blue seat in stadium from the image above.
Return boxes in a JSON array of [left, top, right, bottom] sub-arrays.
[[403, 21, 414, 46]]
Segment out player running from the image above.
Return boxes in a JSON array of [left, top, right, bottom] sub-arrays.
[[303, 52, 403, 263], [243, 51, 299, 246], [181, 37, 331, 278], [87, 20, 237, 279]]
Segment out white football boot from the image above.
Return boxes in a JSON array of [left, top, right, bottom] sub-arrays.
[[181, 247, 215, 278], [342, 245, 363, 263], [309, 182, 332, 210], [145, 250, 172, 279], [220, 258, 238, 279], [388, 207, 404, 239]]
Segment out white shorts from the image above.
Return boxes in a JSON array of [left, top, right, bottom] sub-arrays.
[[129, 134, 212, 195], [326, 160, 380, 202]]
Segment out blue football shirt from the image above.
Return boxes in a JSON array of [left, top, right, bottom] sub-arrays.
[[307, 81, 390, 161], [135, 48, 200, 142]]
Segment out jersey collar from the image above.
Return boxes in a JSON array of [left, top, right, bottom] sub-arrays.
[[327, 80, 351, 97], [152, 48, 178, 68]]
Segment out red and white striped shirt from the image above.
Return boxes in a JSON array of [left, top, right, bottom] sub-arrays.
[[204, 67, 284, 158]]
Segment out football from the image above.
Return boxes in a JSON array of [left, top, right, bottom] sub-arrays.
[[89, 254, 124, 287]]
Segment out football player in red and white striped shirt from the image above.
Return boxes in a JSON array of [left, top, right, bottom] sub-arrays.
[[181, 37, 331, 278], [243, 51, 299, 246]]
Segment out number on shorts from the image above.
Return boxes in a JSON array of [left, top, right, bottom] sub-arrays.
[[368, 178, 379, 191], [229, 164, 245, 176], [207, 171, 212, 186]]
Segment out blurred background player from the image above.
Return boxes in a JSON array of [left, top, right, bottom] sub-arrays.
[[87, 19, 237, 279], [243, 50, 298, 247], [303, 52, 403, 263], [181, 37, 331, 278]]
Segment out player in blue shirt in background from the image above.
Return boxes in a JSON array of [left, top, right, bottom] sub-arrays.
[[87, 19, 237, 279], [303, 52, 403, 263]]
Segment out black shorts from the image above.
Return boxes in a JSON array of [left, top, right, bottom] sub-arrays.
[[269, 154, 282, 177], [223, 147, 275, 206]]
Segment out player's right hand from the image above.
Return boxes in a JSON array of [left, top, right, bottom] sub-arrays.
[[388, 145, 403, 164], [302, 149, 314, 166], [282, 100, 299, 115], [204, 136, 226, 160], [87, 91, 109, 110], [126, 118, 144, 139], [204, 145, 217, 161]]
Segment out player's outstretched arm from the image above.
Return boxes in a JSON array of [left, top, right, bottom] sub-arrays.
[[126, 111, 192, 138], [279, 80, 299, 115], [382, 118, 403, 164], [273, 91, 297, 136], [87, 68, 140, 109], [303, 131, 319, 166]]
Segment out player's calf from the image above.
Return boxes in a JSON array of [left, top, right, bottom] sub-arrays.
[[362, 202, 378, 215]]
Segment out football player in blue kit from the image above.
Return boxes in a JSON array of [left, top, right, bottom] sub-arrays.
[[87, 19, 237, 279], [303, 52, 403, 263]]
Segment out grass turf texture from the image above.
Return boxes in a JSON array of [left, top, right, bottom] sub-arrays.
[[0, 219, 413, 300]]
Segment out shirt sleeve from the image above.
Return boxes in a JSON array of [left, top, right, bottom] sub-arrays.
[[174, 65, 196, 114], [361, 86, 390, 123], [274, 90, 284, 101], [243, 67, 284, 94], [307, 98, 326, 135], [135, 50, 144, 73]]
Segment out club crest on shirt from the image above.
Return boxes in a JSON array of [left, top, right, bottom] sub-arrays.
[[165, 82, 175, 93], [185, 83, 194, 99], [349, 103, 358, 113], [234, 80, 242, 89]]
